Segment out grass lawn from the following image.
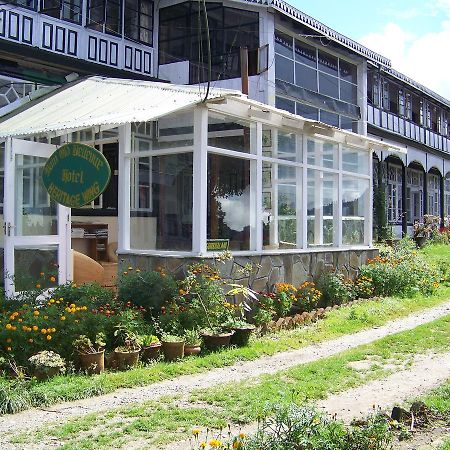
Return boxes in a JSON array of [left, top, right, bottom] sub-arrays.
[[8, 314, 450, 449]]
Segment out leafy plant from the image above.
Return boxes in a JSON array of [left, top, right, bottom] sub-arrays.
[[113, 325, 142, 352], [141, 334, 160, 347], [72, 333, 106, 354], [316, 272, 355, 306], [28, 351, 66, 375], [161, 333, 184, 343], [184, 329, 201, 346]]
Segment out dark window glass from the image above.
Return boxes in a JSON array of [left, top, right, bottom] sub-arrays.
[[340, 80, 357, 104], [275, 31, 293, 59], [87, 0, 104, 30], [11, 0, 36, 9], [41, 0, 61, 18], [106, 0, 122, 34], [276, 96, 295, 114], [41, 0, 82, 22], [87, 0, 122, 34], [340, 116, 358, 132], [294, 40, 316, 67], [339, 59, 357, 83], [318, 50, 338, 76], [388, 83, 398, 114], [320, 110, 339, 127], [275, 55, 294, 84], [295, 63, 317, 92], [297, 103, 318, 120], [124, 0, 153, 45], [318, 72, 338, 98]]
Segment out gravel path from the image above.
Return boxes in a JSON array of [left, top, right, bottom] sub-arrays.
[[162, 351, 450, 450], [0, 300, 449, 436]]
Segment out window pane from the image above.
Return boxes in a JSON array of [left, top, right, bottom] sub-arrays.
[[275, 31, 293, 58], [262, 162, 301, 250], [262, 126, 301, 162], [275, 55, 294, 84], [106, 0, 122, 34], [339, 59, 357, 83], [130, 153, 193, 251], [340, 80, 357, 104], [208, 113, 255, 154], [208, 154, 252, 251], [307, 138, 337, 169], [276, 96, 295, 114], [295, 63, 317, 91], [340, 115, 358, 132], [319, 72, 339, 98], [296, 102, 318, 120], [318, 50, 338, 76], [320, 110, 339, 128], [342, 146, 369, 175], [62, 0, 82, 22], [294, 40, 316, 67], [342, 176, 368, 245], [307, 169, 337, 246]]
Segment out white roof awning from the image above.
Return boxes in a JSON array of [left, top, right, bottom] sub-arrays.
[[0, 76, 242, 138]]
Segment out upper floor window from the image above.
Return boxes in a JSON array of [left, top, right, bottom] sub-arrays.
[[274, 31, 358, 106], [124, 0, 153, 45], [7, 0, 36, 10], [87, 0, 122, 35], [41, 0, 82, 23]]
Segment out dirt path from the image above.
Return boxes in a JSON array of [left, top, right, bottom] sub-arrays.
[[0, 300, 449, 437], [162, 351, 450, 450]]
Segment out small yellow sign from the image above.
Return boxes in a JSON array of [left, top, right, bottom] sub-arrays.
[[206, 239, 229, 251]]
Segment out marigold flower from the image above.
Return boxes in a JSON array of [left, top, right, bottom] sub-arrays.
[[28, 339, 33, 343], [192, 428, 201, 436], [33, 311, 39, 316], [44, 316, 49, 320], [238, 433, 246, 439], [32, 326, 38, 331], [41, 329, 47, 334], [6, 347, 11, 352], [47, 335, 52, 341], [60, 316, 66, 321], [36, 284, 41, 289], [209, 439, 222, 448], [50, 276, 56, 283], [5, 324, 12, 330]]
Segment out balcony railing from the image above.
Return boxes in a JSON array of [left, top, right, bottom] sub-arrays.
[[368, 105, 450, 153]]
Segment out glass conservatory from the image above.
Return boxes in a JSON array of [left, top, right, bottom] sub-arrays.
[[0, 77, 405, 294]]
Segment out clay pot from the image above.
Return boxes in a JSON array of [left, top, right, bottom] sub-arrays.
[[230, 326, 255, 347], [184, 345, 201, 356], [201, 331, 234, 351], [79, 350, 105, 374], [161, 340, 185, 362], [114, 348, 140, 370], [141, 343, 162, 362]]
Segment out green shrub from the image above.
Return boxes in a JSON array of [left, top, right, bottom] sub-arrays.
[[118, 269, 177, 317], [316, 273, 355, 306]]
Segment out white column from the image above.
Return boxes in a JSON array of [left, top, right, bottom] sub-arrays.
[[357, 60, 368, 136], [336, 144, 343, 246], [365, 152, 373, 246], [192, 106, 208, 255], [254, 122, 263, 251], [302, 135, 308, 249], [296, 133, 302, 248], [118, 123, 131, 252]]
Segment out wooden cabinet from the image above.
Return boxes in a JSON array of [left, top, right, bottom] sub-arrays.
[[71, 223, 108, 262]]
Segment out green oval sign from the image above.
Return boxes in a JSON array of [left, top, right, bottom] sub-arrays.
[[43, 143, 111, 208]]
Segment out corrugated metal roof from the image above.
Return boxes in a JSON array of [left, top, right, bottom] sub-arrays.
[[0, 77, 242, 138]]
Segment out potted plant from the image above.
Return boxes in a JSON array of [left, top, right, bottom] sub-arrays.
[[140, 335, 162, 362], [184, 329, 202, 356], [161, 334, 185, 361], [200, 326, 234, 351], [28, 351, 66, 380], [225, 318, 255, 347], [73, 333, 106, 374], [113, 325, 142, 370], [413, 215, 439, 248]]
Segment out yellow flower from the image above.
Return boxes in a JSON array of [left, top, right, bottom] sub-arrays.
[[239, 433, 246, 439], [33, 311, 39, 316], [36, 284, 41, 289], [50, 276, 56, 283], [41, 329, 47, 334], [6, 346, 11, 352], [51, 328, 56, 333], [44, 316, 49, 320], [28, 338, 33, 343], [5, 324, 12, 330], [69, 304, 76, 309], [192, 428, 201, 436], [209, 439, 222, 448], [199, 443, 206, 449], [47, 335, 52, 341], [60, 316, 66, 321], [32, 326, 38, 331], [128, 266, 133, 270]]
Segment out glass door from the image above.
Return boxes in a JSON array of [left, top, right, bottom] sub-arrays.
[[4, 138, 71, 296]]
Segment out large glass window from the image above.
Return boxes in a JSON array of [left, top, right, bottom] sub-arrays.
[[87, 0, 122, 35], [124, 0, 153, 45], [342, 177, 368, 245], [427, 173, 441, 216], [406, 167, 423, 223], [387, 164, 403, 223], [8, 0, 36, 9], [444, 174, 450, 216], [207, 154, 252, 251]]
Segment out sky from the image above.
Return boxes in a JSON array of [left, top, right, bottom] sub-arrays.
[[289, 0, 450, 100]]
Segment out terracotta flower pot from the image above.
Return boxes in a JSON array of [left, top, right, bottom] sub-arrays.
[[201, 331, 234, 351], [161, 340, 185, 361], [114, 348, 140, 370], [78, 350, 105, 374], [230, 326, 255, 347], [184, 344, 201, 356], [141, 343, 162, 362]]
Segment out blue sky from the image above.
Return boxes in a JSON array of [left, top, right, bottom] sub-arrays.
[[289, 0, 450, 100]]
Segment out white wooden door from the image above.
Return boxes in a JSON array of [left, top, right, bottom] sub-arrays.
[[3, 138, 71, 296]]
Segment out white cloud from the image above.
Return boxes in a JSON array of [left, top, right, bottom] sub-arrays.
[[359, 19, 450, 100]]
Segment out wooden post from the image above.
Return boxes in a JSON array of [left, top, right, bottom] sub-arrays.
[[240, 47, 249, 95]]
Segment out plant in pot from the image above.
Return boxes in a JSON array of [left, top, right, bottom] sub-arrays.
[[140, 335, 161, 362], [224, 317, 255, 347], [184, 329, 201, 356], [73, 333, 106, 374], [113, 325, 142, 370], [28, 351, 66, 380], [161, 333, 185, 361]]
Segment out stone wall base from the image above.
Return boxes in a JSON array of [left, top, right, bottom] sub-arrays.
[[119, 249, 379, 291]]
